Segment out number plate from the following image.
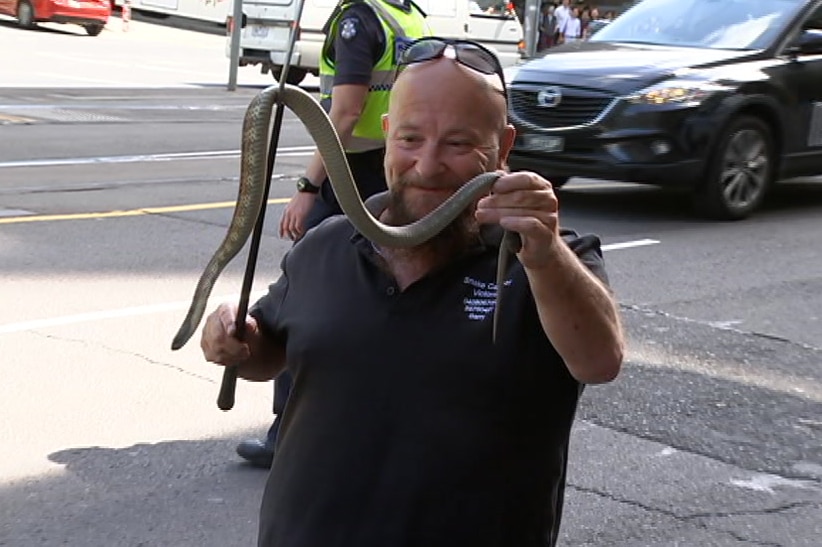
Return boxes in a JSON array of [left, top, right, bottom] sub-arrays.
[[521, 134, 564, 153], [250, 25, 270, 39]]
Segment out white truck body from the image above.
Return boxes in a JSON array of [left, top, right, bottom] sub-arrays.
[[226, 0, 524, 84]]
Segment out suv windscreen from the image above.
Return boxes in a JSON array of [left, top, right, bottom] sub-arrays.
[[590, 0, 803, 50]]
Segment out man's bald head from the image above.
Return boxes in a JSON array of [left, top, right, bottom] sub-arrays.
[[390, 57, 508, 131]]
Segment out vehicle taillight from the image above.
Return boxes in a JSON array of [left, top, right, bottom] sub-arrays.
[[226, 15, 234, 35]]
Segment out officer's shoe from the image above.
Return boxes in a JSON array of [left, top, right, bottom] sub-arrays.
[[236, 438, 275, 469]]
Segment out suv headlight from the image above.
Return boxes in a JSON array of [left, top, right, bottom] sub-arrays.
[[625, 80, 728, 106]]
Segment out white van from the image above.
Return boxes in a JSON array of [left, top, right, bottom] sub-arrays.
[[226, 0, 523, 85]]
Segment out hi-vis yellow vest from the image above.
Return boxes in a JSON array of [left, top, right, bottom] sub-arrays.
[[320, 0, 430, 153]]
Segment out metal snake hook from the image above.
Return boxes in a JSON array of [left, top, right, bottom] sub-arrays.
[[215, 0, 308, 411]]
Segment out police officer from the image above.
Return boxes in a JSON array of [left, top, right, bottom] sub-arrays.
[[236, 0, 430, 468]]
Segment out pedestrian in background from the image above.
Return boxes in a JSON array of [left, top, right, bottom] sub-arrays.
[[538, 3, 557, 51]]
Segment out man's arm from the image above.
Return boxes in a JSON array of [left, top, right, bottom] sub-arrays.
[[304, 4, 381, 185], [524, 240, 623, 384], [476, 172, 624, 384], [302, 84, 370, 187], [279, 5, 381, 240], [279, 84, 370, 240]]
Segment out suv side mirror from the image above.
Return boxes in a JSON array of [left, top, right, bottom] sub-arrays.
[[791, 29, 822, 56]]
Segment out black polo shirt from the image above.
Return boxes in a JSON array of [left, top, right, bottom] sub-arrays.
[[252, 215, 608, 547]]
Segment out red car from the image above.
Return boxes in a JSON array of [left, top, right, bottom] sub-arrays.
[[0, 0, 111, 36]]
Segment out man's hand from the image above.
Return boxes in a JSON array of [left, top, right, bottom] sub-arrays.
[[475, 171, 560, 270], [201, 303, 259, 366], [279, 192, 317, 241], [477, 172, 623, 383]]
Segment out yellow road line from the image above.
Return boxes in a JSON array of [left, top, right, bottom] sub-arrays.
[[0, 198, 291, 225]]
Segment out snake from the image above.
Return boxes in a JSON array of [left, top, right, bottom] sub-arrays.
[[170, 83, 519, 351]]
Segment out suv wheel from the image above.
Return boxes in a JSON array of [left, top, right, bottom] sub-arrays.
[[271, 67, 307, 86], [693, 116, 774, 220], [84, 23, 104, 36], [17, 0, 35, 28]]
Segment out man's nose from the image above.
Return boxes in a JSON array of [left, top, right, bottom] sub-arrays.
[[413, 143, 445, 180]]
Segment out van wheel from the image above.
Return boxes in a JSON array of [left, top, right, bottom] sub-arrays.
[[17, 0, 35, 28], [272, 67, 307, 86], [692, 116, 774, 220], [84, 23, 104, 36]]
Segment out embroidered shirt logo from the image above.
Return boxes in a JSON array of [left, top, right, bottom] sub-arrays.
[[340, 18, 358, 40], [463, 276, 512, 321]]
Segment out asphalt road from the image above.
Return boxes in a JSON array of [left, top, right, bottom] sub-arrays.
[[1, 14, 821, 547]]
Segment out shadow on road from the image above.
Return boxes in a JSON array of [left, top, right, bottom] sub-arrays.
[[0, 362, 818, 546], [1, 435, 268, 546], [556, 178, 822, 223]]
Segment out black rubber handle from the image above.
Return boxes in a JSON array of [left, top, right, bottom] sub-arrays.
[[217, 365, 239, 411]]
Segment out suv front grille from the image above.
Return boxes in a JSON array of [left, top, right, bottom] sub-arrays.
[[509, 85, 615, 129]]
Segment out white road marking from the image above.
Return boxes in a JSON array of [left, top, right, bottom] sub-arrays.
[[31, 71, 153, 87], [602, 238, 659, 251], [39, 52, 224, 78], [0, 239, 660, 335], [0, 208, 35, 217], [0, 292, 266, 335], [0, 147, 316, 168], [730, 474, 820, 494], [0, 104, 249, 111], [708, 320, 744, 328]]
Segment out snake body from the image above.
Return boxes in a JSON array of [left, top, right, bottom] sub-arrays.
[[171, 83, 515, 351]]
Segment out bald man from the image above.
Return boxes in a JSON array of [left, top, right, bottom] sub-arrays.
[[201, 42, 623, 547]]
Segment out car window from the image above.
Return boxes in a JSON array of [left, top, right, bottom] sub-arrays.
[[590, 0, 805, 50], [469, 0, 517, 19], [779, 2, 822, 56], [802, 3, 822, 30]]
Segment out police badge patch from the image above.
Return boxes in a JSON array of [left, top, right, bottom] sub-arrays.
[[340, 17, 358, 40]]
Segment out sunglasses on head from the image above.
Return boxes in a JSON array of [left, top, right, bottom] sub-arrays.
[[396, 37, 507, 102]]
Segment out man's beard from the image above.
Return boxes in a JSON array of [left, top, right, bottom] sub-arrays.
[[382, 184, 481, 260]]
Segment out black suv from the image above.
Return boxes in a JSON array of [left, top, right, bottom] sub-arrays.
[[507, 0, 822, 219]]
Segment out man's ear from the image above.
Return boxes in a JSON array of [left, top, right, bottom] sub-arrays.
[[381, 113, 389, 135], [497, 124, 516, 169]]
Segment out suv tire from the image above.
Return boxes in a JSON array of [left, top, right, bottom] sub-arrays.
[[693, 115, 774, 220]]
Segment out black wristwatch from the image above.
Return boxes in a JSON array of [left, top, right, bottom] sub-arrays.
[[296, 176, 320, 194]]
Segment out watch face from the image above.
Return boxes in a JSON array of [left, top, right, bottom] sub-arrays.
[[297, 178, 319, 193]]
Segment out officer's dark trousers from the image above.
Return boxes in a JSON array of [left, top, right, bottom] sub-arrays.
[[266, 147, 386, 447]]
